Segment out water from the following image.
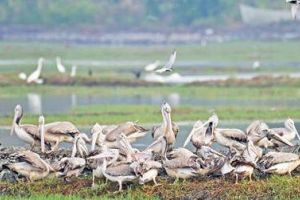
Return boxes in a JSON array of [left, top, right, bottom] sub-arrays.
[[1, 93, 300, 116], [1, 122, 299, 150]]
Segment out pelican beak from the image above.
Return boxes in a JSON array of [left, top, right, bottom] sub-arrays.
[[10, 113, 17, 135], [268, 131, 294, 147], [183, 119, 209, 147]]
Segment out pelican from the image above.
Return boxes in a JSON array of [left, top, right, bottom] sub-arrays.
[[143, 136, 167, 158], [210, 114, 247, 152], [269, 118, 300, 147], [260, 152, 300, 176], [183, 114, 218, 149], [246, 120, 294, 149], [144, 60, 160, 72], [53, 156, 86, 181], [101, 158, 137, 192], [155, 50, 176, 73], [70, 65, 77, 77], [152, 102, 178, 149], [4, 150, 52, 181], [27, 57, 44, 84], [286, 0, 300, 19], [39, 116, 90, 153], [56, 57, 66, 73], [71, 134, 89, 158], [163, 148, 200, 182], [87, 147, 120, 187], [252, 60, 260, 70], [11, 105, 41, 149], [135, 160, 162, 185]]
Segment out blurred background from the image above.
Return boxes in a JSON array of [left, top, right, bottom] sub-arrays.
[[1, 0, 300, 147]]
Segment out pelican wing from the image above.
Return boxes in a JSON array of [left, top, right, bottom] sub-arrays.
[[168, 148, 196, 159], [45, 122, 79, 136], [218, 128, 247, 142], [17, 150, 45, 170], [260, 152, 299, 166], [106, 163, 134, 176], [106, 122, 147, 142], [21, 124, 39, 138], [165, 51, 176, 69]]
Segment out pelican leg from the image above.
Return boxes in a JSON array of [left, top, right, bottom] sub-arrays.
[[92, 172, 95, 188], [153, 177, 160, 186], [235, 174, 239, 184], [118, 181, 123, 192], [47, 140, 59, 153], [249, 174, 252, 182], [288, 171, 292, 177]]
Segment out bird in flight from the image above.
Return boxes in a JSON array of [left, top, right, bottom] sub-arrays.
[[155, 50, 176, 73]]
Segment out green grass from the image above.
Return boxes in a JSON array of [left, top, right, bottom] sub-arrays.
[[1, 105, 300, 126], [1, 175, 300, 199]]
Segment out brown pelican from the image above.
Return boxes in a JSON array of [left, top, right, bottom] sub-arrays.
[[4, 150, 52, 181], [152, 102, 178, 149], [39, 116, 90, 153], [11, 105, 41, 149], [155, 50, 176, 73], [259, 152, 300, 176], [101, 158, 137, 192], [164, 148, 200, 182], [56, 57, 66, 73], [246, 120, 294, 149]]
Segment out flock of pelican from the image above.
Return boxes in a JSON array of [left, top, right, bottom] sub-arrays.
[[3, 102, 300, 191], [18, 57, 77, 84]]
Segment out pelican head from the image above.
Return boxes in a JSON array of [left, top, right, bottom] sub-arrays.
[[38, 115, 45, 153], [11, 105, 23, 135], [208, 113, 219, 128], [161, 102, 171, 114], [285, 118, 300, 141]]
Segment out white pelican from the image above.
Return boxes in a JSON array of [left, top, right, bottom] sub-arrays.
[[56, 57, 66, 73], [70, 65, 77, 77], [155, 50, 176, 73], [144, 60, 160, 72], [152, 102, 178, 149], [27, 57, 44, 84], [4, 150, 52, 181], [286, 0, 300, 19]]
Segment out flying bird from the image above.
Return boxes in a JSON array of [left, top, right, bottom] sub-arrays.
[[144, 60, 160, 72], [27, 57, 44, 84], [155, 50, 176, 73], [286, 0, 300, 19], [56, 57, 66, 73]]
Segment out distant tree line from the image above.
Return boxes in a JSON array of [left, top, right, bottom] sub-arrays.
[[0, 0, 286, 30]]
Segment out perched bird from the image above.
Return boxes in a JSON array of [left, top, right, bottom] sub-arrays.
[[144, 60, 160, 72], [286, 0, 300, 19], [56, 57, 66, 73], [155, 50, 176, 73]]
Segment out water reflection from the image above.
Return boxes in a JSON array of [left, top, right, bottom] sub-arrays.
[[0, 92, 300, 116], [27, 93, 42, 114]]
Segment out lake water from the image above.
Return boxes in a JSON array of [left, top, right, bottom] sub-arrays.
[[0, 93, 299, 116]]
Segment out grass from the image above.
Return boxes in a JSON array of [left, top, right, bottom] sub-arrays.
[[1, 105, 300, 126], [1, 175, 300, 199]]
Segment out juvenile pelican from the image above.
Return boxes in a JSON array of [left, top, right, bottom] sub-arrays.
[[135, 160, 162, 185], [56, 57, 66, 73], [27, 57, 44, 84], [152, 102, 178, 149], [11, 105, 41, 149], [260, 152, 300, 176], [156, 50, 176, 73], [53, 156, 86, 181], [71, 134, 89, 158], [269, 118, 300, 147], [101, 158, 137, 192], [143, 136, 167, 158], [4, 150, 52, 181]]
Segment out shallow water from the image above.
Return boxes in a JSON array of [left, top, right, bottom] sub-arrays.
[[0, 92, 299, 116], [1, 122, 299, 151]]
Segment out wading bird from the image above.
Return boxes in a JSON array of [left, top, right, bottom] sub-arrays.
[[56, 57, 66, 73], [27, 57, 44, 84]]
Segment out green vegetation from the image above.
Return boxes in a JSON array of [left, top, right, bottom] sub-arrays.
[[1, 176, 300, 199], [0, 1, 283, 29]]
